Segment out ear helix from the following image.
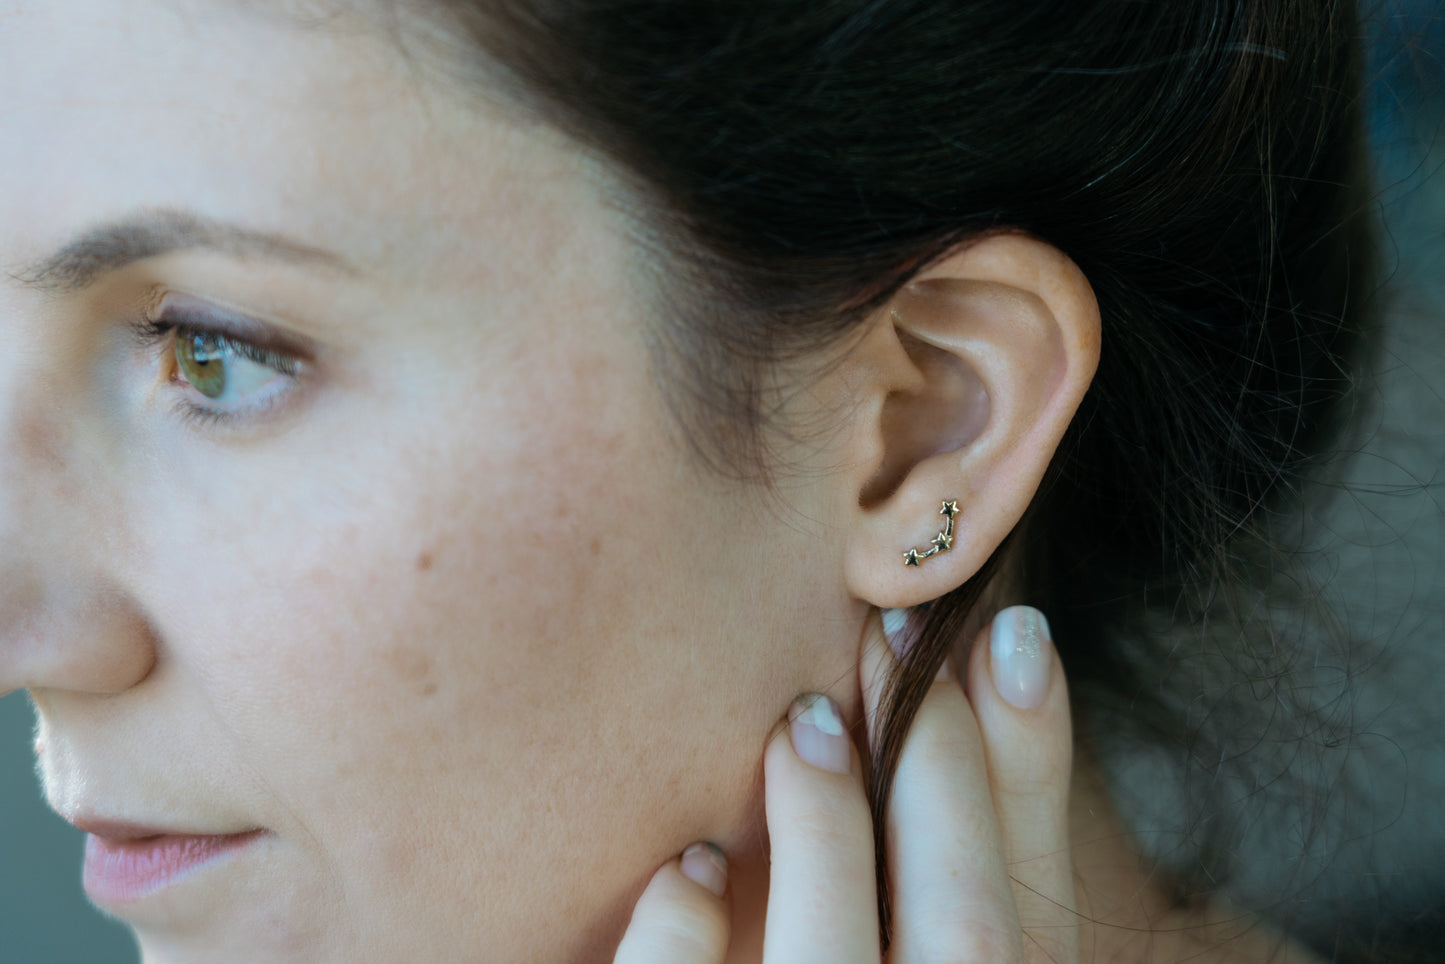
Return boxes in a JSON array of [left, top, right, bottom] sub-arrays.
[[901, 500, 958, 567]]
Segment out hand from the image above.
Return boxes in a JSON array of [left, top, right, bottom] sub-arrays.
[[614, 605, 1077, 963]]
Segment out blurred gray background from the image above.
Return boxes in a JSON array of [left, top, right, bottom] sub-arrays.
[[1, 2, 1440, 962]]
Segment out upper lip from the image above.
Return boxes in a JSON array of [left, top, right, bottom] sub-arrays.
[[67, 816, 260, 842]]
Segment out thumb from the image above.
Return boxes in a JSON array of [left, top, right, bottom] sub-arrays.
[[613, 843, 731, 964]]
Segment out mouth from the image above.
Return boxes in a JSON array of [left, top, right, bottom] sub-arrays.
[[74, 819, 267, 905]]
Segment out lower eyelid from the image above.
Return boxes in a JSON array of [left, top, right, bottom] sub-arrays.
[[169, 376, 294, 429]]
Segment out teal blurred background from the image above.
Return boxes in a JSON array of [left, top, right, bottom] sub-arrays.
[[1, 691, 135, 962]]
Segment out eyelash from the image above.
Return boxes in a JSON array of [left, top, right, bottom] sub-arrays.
[[132, 312, 303, 428]]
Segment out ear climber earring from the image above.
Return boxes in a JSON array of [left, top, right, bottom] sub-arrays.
[[903, 500, 959, 567]]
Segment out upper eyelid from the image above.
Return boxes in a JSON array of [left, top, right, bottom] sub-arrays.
[[139, 289, 320, 361], [139, 319, 302, 376]]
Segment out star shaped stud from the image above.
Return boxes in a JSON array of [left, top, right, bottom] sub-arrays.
[[903, 498, 960, 568]]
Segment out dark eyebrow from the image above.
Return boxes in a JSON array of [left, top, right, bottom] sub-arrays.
[[7, 208, 360, 293]]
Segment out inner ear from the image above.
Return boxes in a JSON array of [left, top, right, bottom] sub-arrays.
[[859, 327, 990, 508]]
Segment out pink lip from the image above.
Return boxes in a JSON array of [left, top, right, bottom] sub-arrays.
[[82, 829, 265, 904]]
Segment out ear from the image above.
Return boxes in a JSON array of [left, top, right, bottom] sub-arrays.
[[840, 233, 1100, 608]]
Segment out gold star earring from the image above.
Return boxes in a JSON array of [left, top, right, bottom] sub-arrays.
[[903, 500, 959, 567]]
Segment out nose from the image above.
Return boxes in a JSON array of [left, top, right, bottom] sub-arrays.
[[0, 325, 156, 698]]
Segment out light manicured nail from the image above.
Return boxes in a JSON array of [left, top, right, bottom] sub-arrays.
[[880, 607, 910, 657], [788, 694, 851, 774], [989, 605, 1052, 709], [679, 842, 728, 897]]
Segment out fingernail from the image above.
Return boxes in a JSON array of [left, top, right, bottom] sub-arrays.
[[788, 694, 851, 774], [679, 842, 728, 897], [989, 605, 1052, 709], [880, 607, 910, 658]]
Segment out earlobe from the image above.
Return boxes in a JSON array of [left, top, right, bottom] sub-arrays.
[[842, 233, 1101, 608]]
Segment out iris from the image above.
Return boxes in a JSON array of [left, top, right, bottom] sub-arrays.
[[177, 330, 228, 399]]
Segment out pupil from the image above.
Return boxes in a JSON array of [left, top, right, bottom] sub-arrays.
[[178, 332, 227, 399]]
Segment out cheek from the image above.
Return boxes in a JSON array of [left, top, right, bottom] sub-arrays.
[[134, 345, 773, 953]]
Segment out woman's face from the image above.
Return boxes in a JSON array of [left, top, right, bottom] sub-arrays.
[[1, 4, 859, 959]]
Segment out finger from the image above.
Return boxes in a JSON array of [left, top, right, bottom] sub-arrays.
[[613, 844, 731, 964], [762, 693, 880, 964], [965, 606, 1076, 964], [864, 611, 1025, 964]]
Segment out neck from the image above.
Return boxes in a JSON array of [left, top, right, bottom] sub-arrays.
[[1067, 750, 1325, 963]]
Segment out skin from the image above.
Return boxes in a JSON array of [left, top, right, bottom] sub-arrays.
[[2, 4, 840, 959], [0, 3, 1329, 962]]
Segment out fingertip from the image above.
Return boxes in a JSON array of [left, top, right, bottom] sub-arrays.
[[787, 694, 852, 775], [761, 694, 881, 961], [614, 851, 731, 964], [679, 842, 728, 898], [966, 606, 1073, 812], [966, 608, 1079, 962], [988, 605, 1054, 710], [967, 607, 1067, 719], [880, 606, 911, 656]]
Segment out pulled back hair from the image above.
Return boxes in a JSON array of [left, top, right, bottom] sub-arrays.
[[418, 0, 1374, 943]]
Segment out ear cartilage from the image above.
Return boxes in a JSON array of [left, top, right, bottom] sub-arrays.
[[902, 500, 959, 567]]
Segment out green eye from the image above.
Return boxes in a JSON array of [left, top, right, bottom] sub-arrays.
[[136, 305, 304, 425], [177, 331, 228, 399]]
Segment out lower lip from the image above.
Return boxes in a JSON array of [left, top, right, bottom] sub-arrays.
[[83, 830, 265, 904]]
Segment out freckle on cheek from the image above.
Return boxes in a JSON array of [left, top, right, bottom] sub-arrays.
[[388, 646, 434, 683], [415, 551, 434, 572], [20, 420, 62, 469]]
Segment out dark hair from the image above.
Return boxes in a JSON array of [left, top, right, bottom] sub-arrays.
[[420, 0, 1374, 944]]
